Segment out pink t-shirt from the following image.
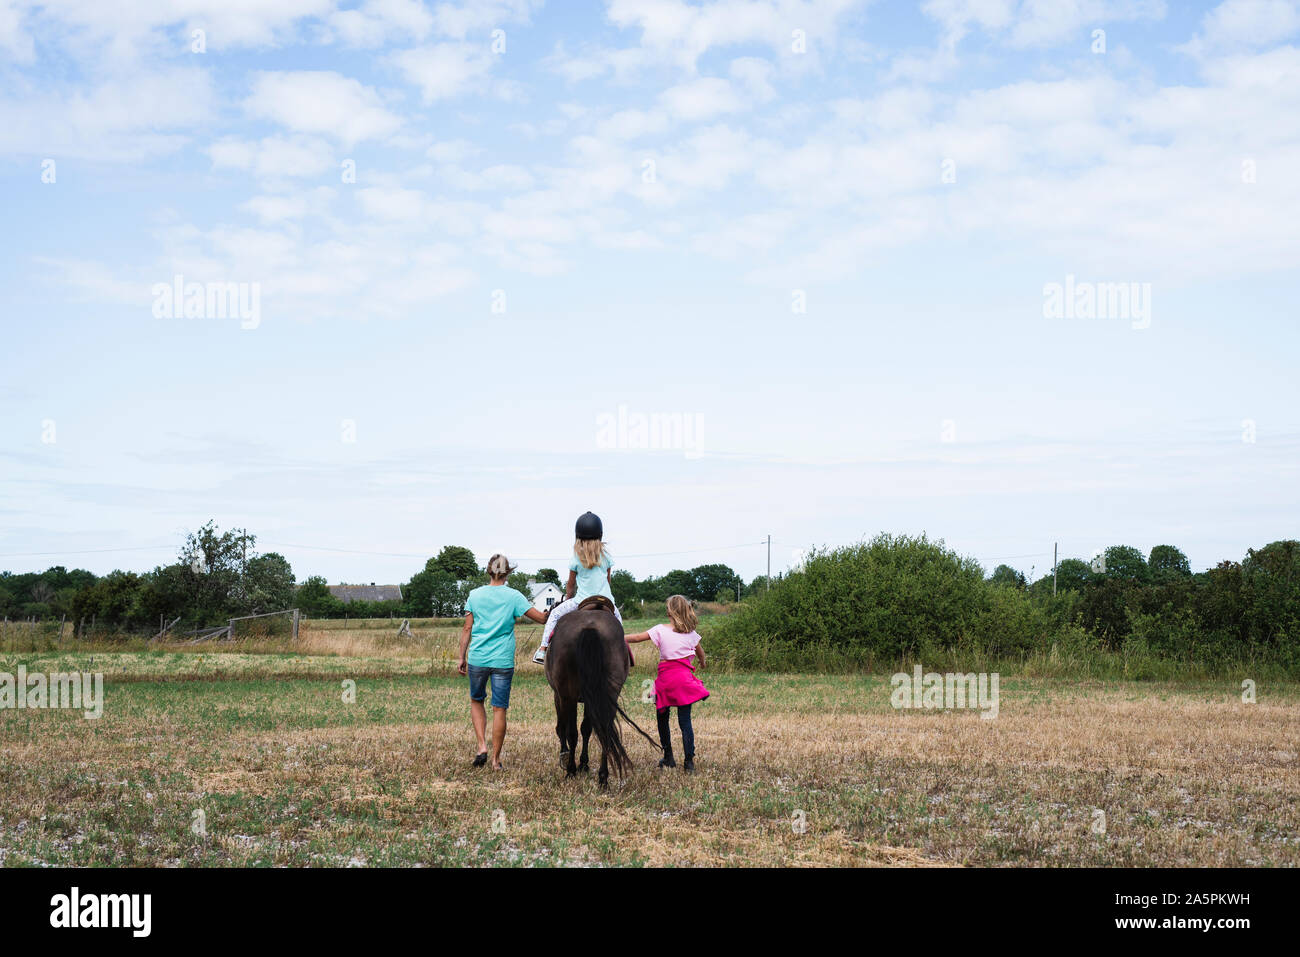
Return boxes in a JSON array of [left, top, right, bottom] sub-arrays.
[[648, 624, 701, 662]]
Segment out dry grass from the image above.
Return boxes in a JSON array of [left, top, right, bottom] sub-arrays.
[[1, 645, 1295, 867]]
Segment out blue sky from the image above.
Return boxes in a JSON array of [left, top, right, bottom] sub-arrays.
[[1, 0, 1297, 586]]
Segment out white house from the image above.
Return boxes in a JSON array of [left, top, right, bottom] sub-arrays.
[[527, 580, 564, 612]]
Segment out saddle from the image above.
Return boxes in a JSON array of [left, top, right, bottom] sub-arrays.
[[577, 595, 617, 616], [574, 595, 633, 666]]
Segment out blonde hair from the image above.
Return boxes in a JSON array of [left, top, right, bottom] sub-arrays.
[[573, 538, 606, 570], [666, 595, 698, 634], [486, 554, 515, 581]]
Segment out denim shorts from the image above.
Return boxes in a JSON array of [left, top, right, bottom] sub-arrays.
[[467, 665, 514, 709]]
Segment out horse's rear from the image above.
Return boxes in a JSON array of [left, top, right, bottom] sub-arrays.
[[545, 606, 632, 786]]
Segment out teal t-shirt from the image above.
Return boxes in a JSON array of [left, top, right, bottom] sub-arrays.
[[466, 585, 533, 667], [568, 551, 614, 602]]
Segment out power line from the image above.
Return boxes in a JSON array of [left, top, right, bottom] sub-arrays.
[[0, 539, 774, 563], [259, 540, 772, 561], [0, 544, 176, 559], [0, 539, 1051, 566]]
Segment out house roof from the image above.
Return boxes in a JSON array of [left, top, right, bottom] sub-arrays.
[[528, 581, 561, 599], [328, 584, 403, 603]]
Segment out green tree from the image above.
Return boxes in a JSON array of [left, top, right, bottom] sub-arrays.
[[1148, 545, 1191, 581], [536, 568, 562, 587], [1241, 540, 1300, 647], [242, 552, 296, 613], [1052, 558, 1091, 593], [690, 564, 740, 602], [429, 570, 463, 617], [295, 576, 343, 617], [431, 545, 477, 581], [989, 564, 1026, 589], [658, 569, 696, 599], [71, 571, 148, 627], [175, 521, 258, 623], [1101, 545, 1150, 584], [507, 571, 532, 595], [610, 569, 639, 607], [403, 568, 435, 618]]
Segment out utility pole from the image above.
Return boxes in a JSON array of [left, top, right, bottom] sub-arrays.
[[1053, 542, 1058, 597], [766, 535, 771, 591]]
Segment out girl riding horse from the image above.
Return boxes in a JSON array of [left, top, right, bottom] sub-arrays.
[[532, 511, 622, 663]]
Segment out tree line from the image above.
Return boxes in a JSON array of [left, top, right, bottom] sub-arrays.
[[710, 534, 1300, 673], [0, 523, 756, 629]]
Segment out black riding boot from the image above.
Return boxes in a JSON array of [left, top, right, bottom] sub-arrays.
[[679, 705, 695, 772], [656, 707, 676, 767]]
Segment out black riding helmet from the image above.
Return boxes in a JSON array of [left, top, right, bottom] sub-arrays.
[[575, 511, 603, 540]]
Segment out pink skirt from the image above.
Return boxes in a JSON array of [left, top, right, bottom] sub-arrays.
[[654, 658, 710, 711]]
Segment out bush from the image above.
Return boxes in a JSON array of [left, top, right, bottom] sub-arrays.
[[707, 533, 1300, 676], [710, 533, 1049, 668]]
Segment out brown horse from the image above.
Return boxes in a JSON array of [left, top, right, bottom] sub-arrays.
[[544, 597, 657, 787]]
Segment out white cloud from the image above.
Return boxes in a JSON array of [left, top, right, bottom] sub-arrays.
[[0, 0, 34, 61], [391, 42, 495, 101], [921, 0, 1166, 49], [426, 138, 482, 163], [0, 68, 215, 159], [245, 71, 403, 145], [729, 56, 777, 102], [1182, 0, 1300, 56], [15, 0, 332, 60], [208, 135, 336, 179], [326, 0, 435, 48], [438, 163, 535, 191], [552, 0, 868, 77], [660, 76, 747, 121], [596, 108, 671, 141]]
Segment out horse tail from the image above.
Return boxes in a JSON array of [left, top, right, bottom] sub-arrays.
[[576, 625, 629, 775]]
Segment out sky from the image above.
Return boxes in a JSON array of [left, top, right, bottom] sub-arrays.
[[1, 0, 1297, 587]]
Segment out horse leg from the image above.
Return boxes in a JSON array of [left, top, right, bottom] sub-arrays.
[[578, 710, 592, 772], [555, 693, 569, 757], [558, 698, 579, 777]]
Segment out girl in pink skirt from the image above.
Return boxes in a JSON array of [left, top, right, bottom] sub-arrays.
[[624, 595, 710, 772]]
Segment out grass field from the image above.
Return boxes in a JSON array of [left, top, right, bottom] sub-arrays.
[[1, 617, 1296, 867]]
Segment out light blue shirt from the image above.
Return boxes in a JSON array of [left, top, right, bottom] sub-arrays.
[[569, 551, 614, 602], [465, 585, 533, 668]]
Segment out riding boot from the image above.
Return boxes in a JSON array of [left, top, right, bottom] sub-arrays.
[[656, 708, 675, 767]]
